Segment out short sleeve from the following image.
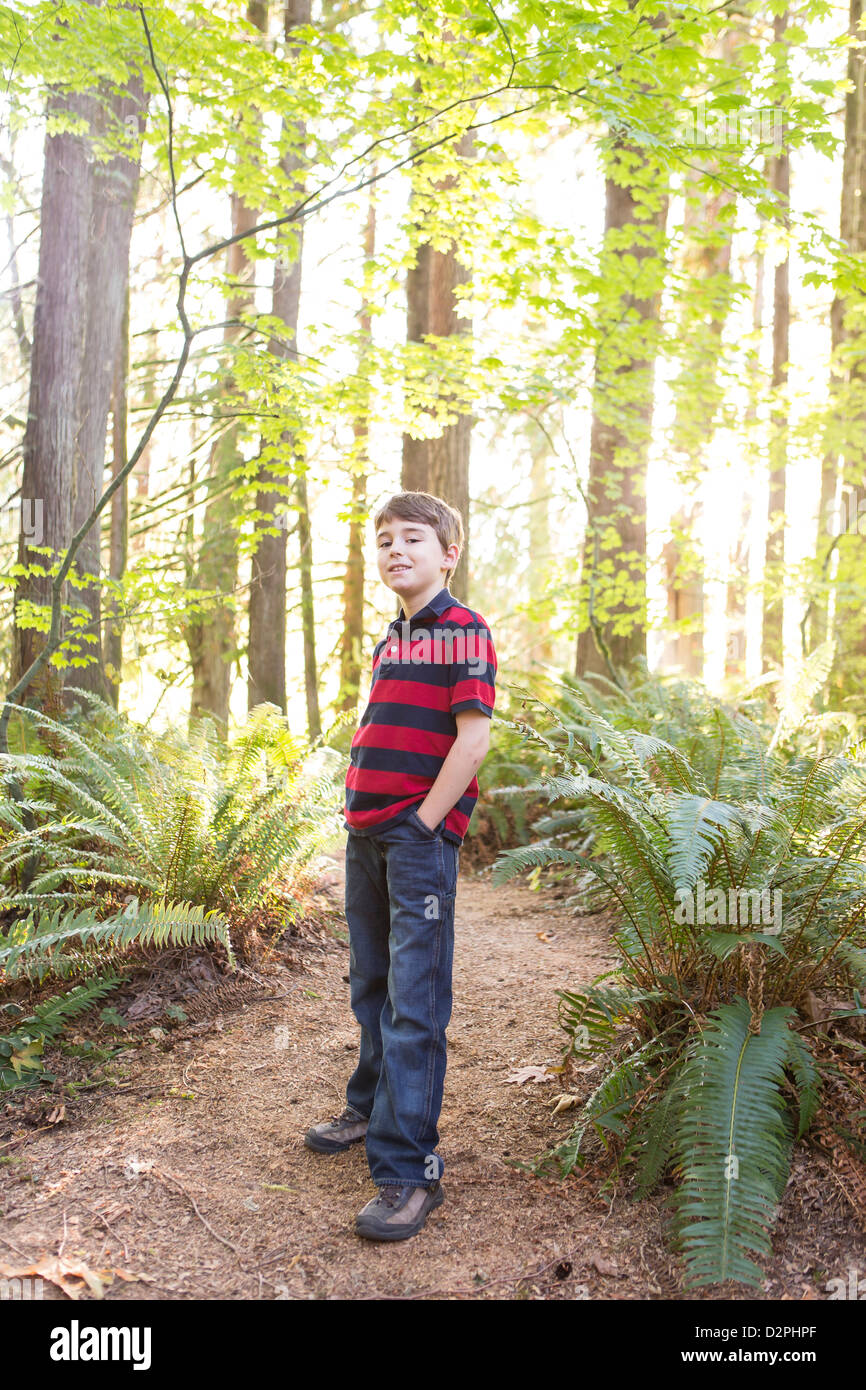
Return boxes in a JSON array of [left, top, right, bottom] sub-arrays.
[[449, 619, 497, 717]]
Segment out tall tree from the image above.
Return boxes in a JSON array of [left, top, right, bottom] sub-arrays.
[[105, 286, 131, 707], [337, 185, 376, 716], [814, 0, 866, 696], [13, 70, 144, 705], [575, 136, 669, 682], [13, 87, 91, 701], [662, 27, 743, 678], [761, 12, 791, 674], [526, 420, 556, 667], [186, 0, 268, 725], [73, 77, 147, 699], [401, 126, 474, 602], [248, 0, 310, 717], [725, 242, 765, 681]]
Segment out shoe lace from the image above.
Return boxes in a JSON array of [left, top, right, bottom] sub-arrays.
[[375, 1185, 410, 1209]]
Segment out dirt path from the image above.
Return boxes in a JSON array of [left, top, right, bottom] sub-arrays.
[[1, 852, 863, 1301]]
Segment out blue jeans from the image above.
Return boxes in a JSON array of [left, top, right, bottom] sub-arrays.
[[344, 807, 459, 1188]]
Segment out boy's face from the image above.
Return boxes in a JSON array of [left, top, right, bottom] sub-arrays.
[[376, 518, 459, 601]]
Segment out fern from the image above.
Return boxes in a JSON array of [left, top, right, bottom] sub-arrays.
[[784, 1031, 822, 1140], [0, 974, 123, 1090], [630, 1073, 685, 1199], [673, 999, 795, 1287], [0, 899, 235, 980], [485, 669, 866, 1287], [662, 795, 749, 892]]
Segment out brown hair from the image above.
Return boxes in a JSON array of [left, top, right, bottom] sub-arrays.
[[373, 491, 464, 586]]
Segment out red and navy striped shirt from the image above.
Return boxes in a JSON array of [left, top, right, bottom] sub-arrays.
[[342, 587, 497, 845]]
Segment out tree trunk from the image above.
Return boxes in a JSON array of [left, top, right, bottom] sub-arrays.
[[527, 421, 555, 666], [401, 128, 473, 602], [337, 186, 376, 715], [819, 0, 866, 697], [105, 285, 130, 707], [664, 79, 739, 679], [575, 146, 669, 683], [1, 138, 32, 370], [294, 472, 320, 739], [660, 506, 704, 678], [13, 88, 97, 703], [725, 244, 764, 679], [247, 0, 309, 716], [187, 2, 268, 727], [72, 76, 147, 699], [761, 13, 790, 674]]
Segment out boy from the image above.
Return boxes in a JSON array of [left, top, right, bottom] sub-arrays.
[[305, 490, 497, 1241]]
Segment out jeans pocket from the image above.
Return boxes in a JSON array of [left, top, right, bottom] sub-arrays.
[[408, 806, 443, 838]]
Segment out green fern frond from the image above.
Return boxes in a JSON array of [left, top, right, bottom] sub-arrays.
[[0, 973, 124, 1089], [490, 842, 590, 887], [0, 899, 235, 978], [673, 998, 794, 1288], [663, 795, 748, 893], [785, 1032, 821, 1140], [556, 982, 634, 1054], [630, 1072, 686, 1199]]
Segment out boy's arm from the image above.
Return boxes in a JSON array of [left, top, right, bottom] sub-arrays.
[[416, 709, 491, 830]]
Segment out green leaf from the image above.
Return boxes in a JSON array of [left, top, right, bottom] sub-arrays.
[[673, 998, 794, 1288]]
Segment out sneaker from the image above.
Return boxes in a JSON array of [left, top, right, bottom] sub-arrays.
[[355, 1181, 444, 1241], [304, 1105, 369, 1154]]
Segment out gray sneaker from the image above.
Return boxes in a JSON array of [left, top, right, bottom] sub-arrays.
[[304, 1105, 369, 1154], [355, 1181, 444, 1241]]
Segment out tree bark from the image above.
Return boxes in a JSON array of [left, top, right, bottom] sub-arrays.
[[818, 0, 866, 696], [527, 421, 555, 666], [575, 146, 669, 683], [337, 186, 376, 715], [664, 79, 739, 679], [761, 13, 790, 674], [725, 244, 764, 679], [105, 285, 131, 707], [72, 76, 147, 699], [295, 471, 320, 739], [13, 88, 97, 704], [401, 128, 473, 602], [187, 0, 268, 726], [247, 0, 309, 716]]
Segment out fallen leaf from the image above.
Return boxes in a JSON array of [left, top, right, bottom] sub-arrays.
[[0, 1256, 150, 1301], [504, 1065, 554, 1085], [551, 1094, 580, 1116], [588, 1254, 619, 1277], [46, 1104, 65, 1125], [536, 931, 554, 942], [10, 1040, 43, 1080]]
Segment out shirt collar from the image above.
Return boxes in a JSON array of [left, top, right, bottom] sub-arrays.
[[389, 587, 454, 629]]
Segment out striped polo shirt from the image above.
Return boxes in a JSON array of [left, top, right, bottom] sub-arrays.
[[342, 586, 497, 846]]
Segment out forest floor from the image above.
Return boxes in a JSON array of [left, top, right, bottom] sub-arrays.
[[1, 844, 864, 1302]]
